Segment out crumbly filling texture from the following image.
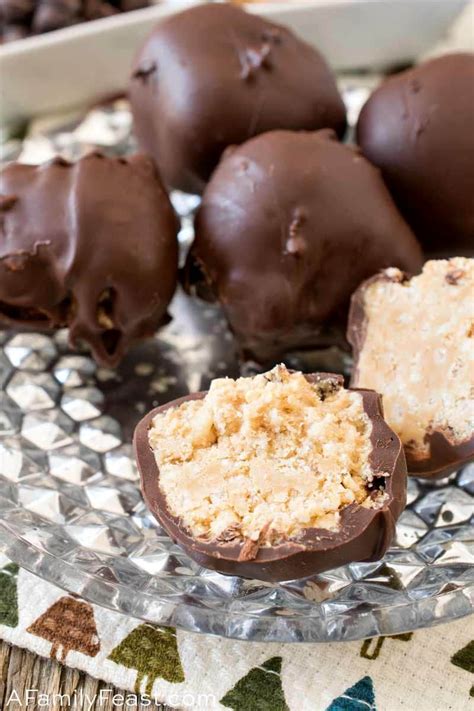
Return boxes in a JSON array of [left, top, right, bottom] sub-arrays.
[[149, 365, 377, 543], [353, 258, 474, 459]]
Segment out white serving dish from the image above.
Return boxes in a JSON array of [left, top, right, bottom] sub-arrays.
[[249, 0, 469, 69], [0, 0, 469, 133]]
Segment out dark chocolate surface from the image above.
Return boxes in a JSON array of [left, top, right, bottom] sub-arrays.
[[347, 270, 474, 479], [0, 0, 34, 24], [185, 128, 424, 364], [129, 3, 346, 194], [0, 0, 148, 43], [357, 53, 474, 254], [134, 374, 407, 582], [0, 153, 179, 366]]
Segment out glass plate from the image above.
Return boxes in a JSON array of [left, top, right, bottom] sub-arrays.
[[0, 299, 473, 642], [0, 89, 473, 643]]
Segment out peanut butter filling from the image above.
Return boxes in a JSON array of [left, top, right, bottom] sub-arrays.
[[149, 365, 377, 543], [353, 258, 474, 459]]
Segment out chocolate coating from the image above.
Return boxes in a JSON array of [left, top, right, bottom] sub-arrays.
[[1, 22, 28, 41], [185, 129, 424, 363], [407, 431, 474, 480], [0, 0, 148, 42], [32, 0, 82, 33], [348, 270, 474, 479], [0, 153, 179, 366], [134, 373, 407, 582], [83, 0, 117, 21], [357, 53, 474, 254], [129, 4, 346, 194], [120, 0, 148, 11], [0, 0, 34, 23]]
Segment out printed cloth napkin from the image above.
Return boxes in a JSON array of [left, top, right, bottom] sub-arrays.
[[0, 559, 472, 710]]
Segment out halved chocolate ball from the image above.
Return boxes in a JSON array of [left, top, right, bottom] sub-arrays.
[[134, 366, 406, 582], [357, 53, 474, 254], [348, 258, 474, 479], [0, 153, 179, 366], [129, 3, 346, 194], [185, 129, 423, 364]]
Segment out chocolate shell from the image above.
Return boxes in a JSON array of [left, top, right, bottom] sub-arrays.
[[0, 153, 179, 366], [185, 129, 423, 364], [357, 53, 474, 254], [128, 3, 346, 194], [134, 374, 407, 582], [0, 0, 149, 42], [32, 0, 82, 33], [348, 264, 474, 479], [0, 0, 35, 23]]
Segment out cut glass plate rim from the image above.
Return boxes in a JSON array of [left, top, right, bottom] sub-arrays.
[[1, 517, 473, 643]]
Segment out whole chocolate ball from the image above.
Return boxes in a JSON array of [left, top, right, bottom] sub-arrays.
[[0, 153, 179, 366], [185, 129, 423, 363], [129, 4, 346, 194], [357, 53, 474, 254]]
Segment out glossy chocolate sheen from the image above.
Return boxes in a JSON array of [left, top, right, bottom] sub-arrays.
[[129, 4, 346, 194], [0, 153, 179, 366], [134, 373, 407, 582], [185, 129, 424, 364], [357, 53, 474, 254], [348, 271, 474, 479]]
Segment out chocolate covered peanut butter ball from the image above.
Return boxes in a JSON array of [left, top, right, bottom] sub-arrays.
[[0, 153, 179, 366], [185, 129, 423, 363], [357, 53, 474, 254], [348, 258, 474, 479], [129, 4, 346, 194]]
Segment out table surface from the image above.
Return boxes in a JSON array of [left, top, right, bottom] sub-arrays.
[[0, 641, 170, 710]]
